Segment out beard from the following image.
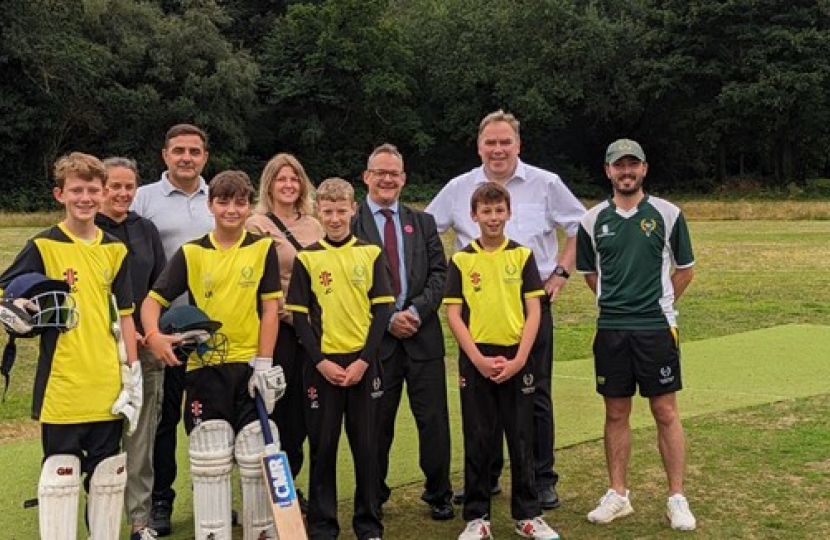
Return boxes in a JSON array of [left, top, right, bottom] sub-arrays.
[[612, 175, 643, 195]]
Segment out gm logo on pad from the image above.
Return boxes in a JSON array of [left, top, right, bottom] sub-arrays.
[[263, 452, 296, 507]]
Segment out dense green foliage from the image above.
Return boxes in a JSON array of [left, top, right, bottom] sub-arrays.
[[1, 0, 829, 210]]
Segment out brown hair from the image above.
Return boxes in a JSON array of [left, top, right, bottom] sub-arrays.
[[470, 181, 511, 213], [316, 177, 354, 203], [53, 152, 107, 189], [255, 153, 315, 216], [164, 124, 209, 150], [209, 170, 254, 203]]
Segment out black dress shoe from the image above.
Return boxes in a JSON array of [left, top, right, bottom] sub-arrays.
[[538, 486, 561, 510], [430, 502, 455, 521], [452, 484, 501, 505]]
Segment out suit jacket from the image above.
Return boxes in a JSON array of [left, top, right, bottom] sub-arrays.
[[353, 201, 447, 361]]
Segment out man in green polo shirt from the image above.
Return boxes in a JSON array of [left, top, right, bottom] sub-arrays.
[[576, 139, 697, 532]]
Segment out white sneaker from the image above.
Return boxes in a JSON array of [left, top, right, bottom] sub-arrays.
[[515, 516, 560, 539], [459, 517, 493, 540], [667, 494, 697, 531], [587, 489, 634, 524]]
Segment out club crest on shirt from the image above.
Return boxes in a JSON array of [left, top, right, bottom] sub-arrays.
[[203, 273, 214, 298], [351, 264, 367, 285], [101, 268, 114, 290], [238, 265, 256, 288], [504, 262, 521, 283], [640, 218, 657, 237]]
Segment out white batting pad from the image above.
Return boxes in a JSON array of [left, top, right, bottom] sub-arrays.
[[235, 420, 278, 540], [88, 452, 127, 540], [38, 454, 80, 540], [190, 420, 235, 540]]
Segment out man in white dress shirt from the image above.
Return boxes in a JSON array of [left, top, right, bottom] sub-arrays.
[[426, 110, 585, 510]]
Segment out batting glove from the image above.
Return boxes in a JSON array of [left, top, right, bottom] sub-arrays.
[[0, 299, 34, 335], [248, 358, 286, 413], [112, 362, 143, 435]]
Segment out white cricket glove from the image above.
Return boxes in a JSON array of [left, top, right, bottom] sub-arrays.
[[248, 357, 286, 414], [111, 362, 143, 435], [0, 299, 35, 335]]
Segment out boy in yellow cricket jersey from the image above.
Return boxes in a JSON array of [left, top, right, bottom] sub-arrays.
[[0, 152, 139, 539], [141, 170, 285, 539], [285, 178, 394, 540], [445, 182, 560, 540]]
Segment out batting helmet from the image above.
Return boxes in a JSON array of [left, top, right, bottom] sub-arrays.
[[1, 273, 79, 338], [1, 272, 79, 400], [160, 305, 228, 366]]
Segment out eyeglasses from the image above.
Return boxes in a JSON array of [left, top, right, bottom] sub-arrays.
[[368, 169, 404, 179]]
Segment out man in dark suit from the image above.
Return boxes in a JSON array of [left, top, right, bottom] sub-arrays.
[[353, 143, 454, 521]]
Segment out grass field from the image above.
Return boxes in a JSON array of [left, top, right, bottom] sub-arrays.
[[1, 202, 829, 538]]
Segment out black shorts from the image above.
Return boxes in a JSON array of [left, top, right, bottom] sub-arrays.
[[593, 328, 682, 398], [183, 362, 256, 434]]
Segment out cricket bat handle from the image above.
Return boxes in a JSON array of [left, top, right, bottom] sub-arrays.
[[254, 390, 276, 447]]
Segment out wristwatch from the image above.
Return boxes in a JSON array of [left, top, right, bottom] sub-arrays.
[[553, 265, 570, 280]]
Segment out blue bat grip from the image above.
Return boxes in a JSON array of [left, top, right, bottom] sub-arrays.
[[254, 390, 275, 446]]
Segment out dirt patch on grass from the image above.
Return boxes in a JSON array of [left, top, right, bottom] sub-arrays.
[[0, 420, 38, 445]]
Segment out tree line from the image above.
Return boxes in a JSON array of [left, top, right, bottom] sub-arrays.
[[2, 0, 829, 210]]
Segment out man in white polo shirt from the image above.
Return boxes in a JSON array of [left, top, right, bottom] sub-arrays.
[[131, 123, 214, 536], [426, 110, 585, 511]]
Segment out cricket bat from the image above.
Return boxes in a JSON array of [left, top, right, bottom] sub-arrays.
[[255, 391, 308, 539]]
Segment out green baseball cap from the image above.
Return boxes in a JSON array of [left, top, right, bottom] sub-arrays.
[[605, 139, 646, 164]]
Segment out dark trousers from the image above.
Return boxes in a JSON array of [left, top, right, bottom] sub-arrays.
[[271, 321, 308, 478], [459, 345, 539, 521], [305, 353, 383, 540], [42, 420, 123, 493], [151, 362, 185, 504], [377, 343, 452, 505], [489, 300, 558, 489]]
